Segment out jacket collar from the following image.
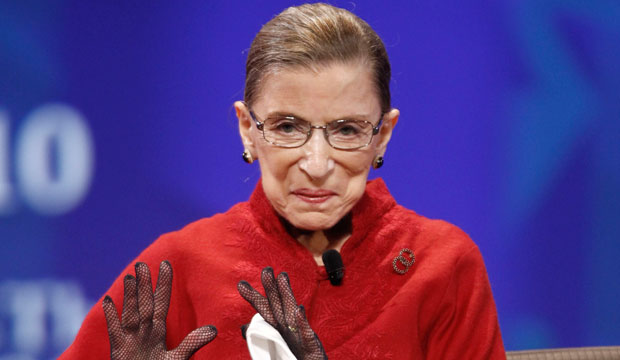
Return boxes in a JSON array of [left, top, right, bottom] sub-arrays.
[[248, 178, 397, 254]]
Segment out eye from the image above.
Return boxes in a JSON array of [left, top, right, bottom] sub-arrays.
[[337, 124, 360, 136], [330, 120, 366, 137], [277, 121, 296, 133], [267, 117, 306, 135]]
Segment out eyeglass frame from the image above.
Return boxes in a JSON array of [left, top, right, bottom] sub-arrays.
[[243, 102, 385, 151]]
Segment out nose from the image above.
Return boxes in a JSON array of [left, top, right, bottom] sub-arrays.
[[298, 128, 335, 180]]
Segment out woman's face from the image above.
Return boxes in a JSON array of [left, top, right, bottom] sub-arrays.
[[236, 62, 398, 231]]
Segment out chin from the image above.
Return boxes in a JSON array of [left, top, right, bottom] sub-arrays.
[[287, 213, 341, 231]]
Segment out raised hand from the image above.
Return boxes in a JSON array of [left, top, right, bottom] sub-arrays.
[[102, 261, 217, 360], [238, 267, 327, 360]]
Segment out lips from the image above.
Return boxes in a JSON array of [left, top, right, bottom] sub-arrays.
[[292, 188, 336, 204]]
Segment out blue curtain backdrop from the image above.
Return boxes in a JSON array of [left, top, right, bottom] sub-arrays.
[[1, 1, 618, 358]]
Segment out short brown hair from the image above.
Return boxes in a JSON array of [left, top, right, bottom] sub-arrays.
[[244, 3, 392, 113]]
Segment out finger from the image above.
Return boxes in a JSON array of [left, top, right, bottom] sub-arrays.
[[102, 296, 123, 350], [237, 280, 277, 327], [296, 305, 325, 356], [169, 325, 217, 358], [153, 260, 173, 326], [135, 262, 154, 325], [120, 274, 139, 331], [261, 267, 285, 326], [276, 272, 298, 327]]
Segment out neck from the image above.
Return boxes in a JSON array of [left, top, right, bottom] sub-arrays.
[[283, 214, 352, 266]]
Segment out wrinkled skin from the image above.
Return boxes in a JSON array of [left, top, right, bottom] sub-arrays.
[[238, 267, 328, 360], [102, 261, 217, 360]]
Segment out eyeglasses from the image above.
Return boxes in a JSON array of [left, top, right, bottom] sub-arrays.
[[246, 106, 384, 150]]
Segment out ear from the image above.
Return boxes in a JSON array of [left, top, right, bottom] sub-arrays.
[[235, 101, 257, 158], [374, 108, 399, 156]]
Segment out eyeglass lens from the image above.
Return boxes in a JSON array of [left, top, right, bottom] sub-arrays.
[[263, 116, 374, 149]]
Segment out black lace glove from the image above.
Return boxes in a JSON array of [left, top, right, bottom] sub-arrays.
[[237, 267, 327, 360], [102, 261, 217, 360]]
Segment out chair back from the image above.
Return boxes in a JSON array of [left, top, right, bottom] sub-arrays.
[[507, 346, 620, 360]]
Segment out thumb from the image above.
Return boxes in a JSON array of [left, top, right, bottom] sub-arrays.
[[168, 325, 217, 358]]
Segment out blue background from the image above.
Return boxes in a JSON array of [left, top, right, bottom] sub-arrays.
[[1, 1, 619, 358]]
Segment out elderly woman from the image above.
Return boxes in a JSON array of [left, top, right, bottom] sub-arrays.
[[61, 3, 505, 359]]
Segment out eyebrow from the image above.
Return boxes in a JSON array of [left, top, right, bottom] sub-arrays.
[[265, 111, 303, 120], [264, 111, 373, 123]]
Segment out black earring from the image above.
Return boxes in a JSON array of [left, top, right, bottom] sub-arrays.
[[242, 149, 254, 164], [372, 156, 384, 169]]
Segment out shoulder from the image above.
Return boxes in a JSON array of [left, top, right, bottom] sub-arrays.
[[363, 178, 475, 254], [167, 201, 250, 239], [377, 202, 486, 290], [358, 179, 480, 272], [135, 201, 254, 269], [385, 203, 476, 253], [380, 204, 492, 310]]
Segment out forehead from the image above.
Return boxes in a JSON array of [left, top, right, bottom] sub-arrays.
[[253, 62, 381, 121]]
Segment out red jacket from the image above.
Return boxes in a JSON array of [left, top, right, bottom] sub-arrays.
[[61, 179, 506, 359]]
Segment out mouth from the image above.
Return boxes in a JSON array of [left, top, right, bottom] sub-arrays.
[[292, 189, 336, 204]]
